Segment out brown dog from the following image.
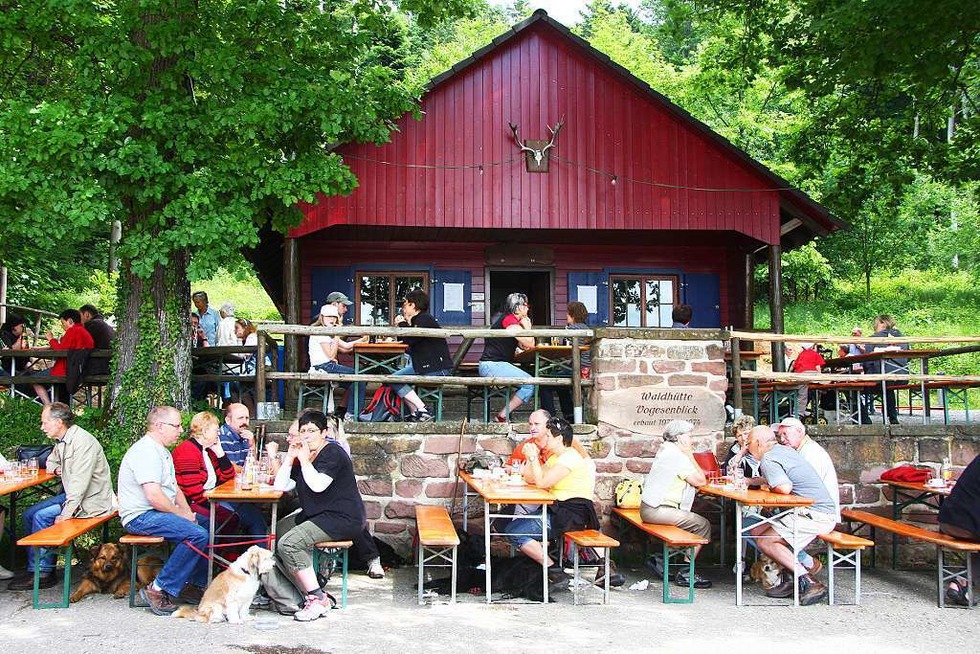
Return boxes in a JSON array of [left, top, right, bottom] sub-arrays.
[[748, 554, 782, 590], [69, 543, 161, 603]]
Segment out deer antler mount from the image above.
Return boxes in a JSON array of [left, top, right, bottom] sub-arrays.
[[508, 117, 564, 172]]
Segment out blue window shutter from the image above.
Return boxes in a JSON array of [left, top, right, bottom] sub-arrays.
[[568, 272, 609, 326], [310, 266, 354, 323], [432, 270, 471, 326], [683, 273, 721, 327]]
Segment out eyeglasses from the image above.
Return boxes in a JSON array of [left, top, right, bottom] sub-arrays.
[[297, 427, 321, 435], [158, 422, 182, 430]]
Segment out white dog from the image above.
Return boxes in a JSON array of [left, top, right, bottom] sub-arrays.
[[173, 546, 275, 624]]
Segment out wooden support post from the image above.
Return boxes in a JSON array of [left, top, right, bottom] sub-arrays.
[[283, 237, 300, 406], [731, 336, 742, 416], [743, 252, 754, 329], [768, 244, 786, 372], [256, 333, 266, 403], [571, 335, 583, 424]]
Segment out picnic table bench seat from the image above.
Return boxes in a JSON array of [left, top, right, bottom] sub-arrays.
[[841, 508, 980, 608], [416, 505, 459, 605], [564, 529, 620, 605], [816, 529, 875, 605], [313, 540, 353, 609], [16, 511, 118, 609], [119, 534, 169, 608], [612, 507, 708, 604]]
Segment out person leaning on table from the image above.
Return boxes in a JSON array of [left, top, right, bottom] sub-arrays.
[[639, 419, 713, 590], [938, 453, 980, 606], [745, 425, 834, 606]]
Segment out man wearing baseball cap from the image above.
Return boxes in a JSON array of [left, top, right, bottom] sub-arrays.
[[776, 416, 840, 578]]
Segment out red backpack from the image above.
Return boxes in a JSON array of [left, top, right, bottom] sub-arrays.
[[358, 386, 402, 422]]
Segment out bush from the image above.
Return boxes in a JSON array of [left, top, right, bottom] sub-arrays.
[[0, 396, 44, 459]]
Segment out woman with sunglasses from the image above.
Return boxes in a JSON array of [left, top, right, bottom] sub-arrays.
[[504, 414, 596, 583]]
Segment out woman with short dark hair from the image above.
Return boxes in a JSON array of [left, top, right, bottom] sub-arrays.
[[391, 289, 452, 422]]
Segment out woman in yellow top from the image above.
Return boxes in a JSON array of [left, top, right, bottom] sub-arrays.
[[504, 415, 596, 580]]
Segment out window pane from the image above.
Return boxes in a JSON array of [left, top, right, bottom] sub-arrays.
[[359, 275, 391, 326], [645, 279, 662, 327], [659, 279, 675, 326], [612, 278, 641, 327]]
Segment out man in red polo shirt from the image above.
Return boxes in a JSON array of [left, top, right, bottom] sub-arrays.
[[33, 309, 94, 404]]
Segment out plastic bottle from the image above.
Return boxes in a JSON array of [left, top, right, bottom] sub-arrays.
[[241, 456, 255, 491], [941, 457, 953, 485]]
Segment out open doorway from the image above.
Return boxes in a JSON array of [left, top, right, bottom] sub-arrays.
[[488, 269, 553, 325]]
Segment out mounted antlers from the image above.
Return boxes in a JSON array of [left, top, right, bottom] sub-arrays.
[[508, 117, 565, 165]]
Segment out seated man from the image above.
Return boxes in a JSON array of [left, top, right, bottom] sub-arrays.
[[78, 304, 115, 375], [938, 453, 980, 605], [34, 308, 95, 404], [118, 406, 210, 615], [218, 402, 256, 466], [272, 410, 368, 621], [8, 403, 114, 590], [506, 409, 589, 466], [746, 425, 835, 605], [639, 420, 712, 590], [504, 414, 596, 585], [776, 417, 840, 576]]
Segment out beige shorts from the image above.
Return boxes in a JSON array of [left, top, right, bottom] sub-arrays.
[[770, 509, 836, 551]]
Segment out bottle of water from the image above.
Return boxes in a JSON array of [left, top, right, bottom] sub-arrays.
[[941, 457, 953, 485]]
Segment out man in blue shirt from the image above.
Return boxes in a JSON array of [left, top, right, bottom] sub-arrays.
[[191, 291, 220, 346], [218, 403, 255, 466], [746, 425, 834, 605]]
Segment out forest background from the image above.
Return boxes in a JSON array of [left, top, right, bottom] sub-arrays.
[[2, 0, 978, 445]]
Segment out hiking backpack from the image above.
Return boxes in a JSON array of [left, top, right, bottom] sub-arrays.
[[358, 386, 402, 422]]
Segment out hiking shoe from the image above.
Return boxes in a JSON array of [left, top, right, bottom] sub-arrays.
[[674, 569, 712, 589], [946, 581, 970, 606], [250, 593, 271, 609], [367, 558, 386, 579], [765, 572, 795, 599], [805, 557, 823, 577], [140, 585, 178, 616], [8, 571, 57, 590], [644, 555, 665, 578], [178, 584, 205, 605], [293, 594, 332, 622], [547, 565, 569, 584], [799, 574, 828, 606], [0, 564, 13, 581], [594, 561, 626, 588], [414, 410, 434, 423]]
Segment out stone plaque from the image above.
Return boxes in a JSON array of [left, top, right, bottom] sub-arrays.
[[599, 387, 725, 436]]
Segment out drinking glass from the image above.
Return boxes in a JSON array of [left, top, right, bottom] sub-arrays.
[[26, 457, 39, 477]]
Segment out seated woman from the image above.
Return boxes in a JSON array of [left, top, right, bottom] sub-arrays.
[[479, 292, 555, 423], [391, 288, 452, 422], [273, 410, 368, 622], [308, 304, 366, 421], [640, 419, 712, 589], [504, 414, 596, 582], [172, 411, 267, 541]]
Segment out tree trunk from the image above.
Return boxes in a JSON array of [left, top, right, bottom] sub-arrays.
[[110, 245, 192, 441]]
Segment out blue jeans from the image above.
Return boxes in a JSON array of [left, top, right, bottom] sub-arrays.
[[391, 364, 449, 399], [478, 361, 534, 402], [315, 361, 365, 415], [125, 510, 210, 596], [504, 508, 548, 548], [23, 493, 66, 572]]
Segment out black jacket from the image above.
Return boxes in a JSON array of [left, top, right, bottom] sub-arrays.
[[865, 328, 910, 375], [397, 312, 452, 374]]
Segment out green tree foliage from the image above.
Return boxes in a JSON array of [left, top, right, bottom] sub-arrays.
[[0, 0, 471, 442]]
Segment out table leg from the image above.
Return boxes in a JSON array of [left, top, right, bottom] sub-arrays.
[[792, 508, 800, 607], [8, 489, 18, 566], [208, 502, 216, 579], [270, 503, 278, 549], [484, 503, 492, 604], [719, 496, 727, 570], [735, 506, 743, 606], [891, 489, 900, 570], [541, 504, 549, 604]]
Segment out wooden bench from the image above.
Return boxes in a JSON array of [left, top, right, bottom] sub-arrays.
[[16, 511, 118, 609], [612, 507, 709, 604], [119, 534, 168, 608], [817, 529, 875, 605], [313, 540, 353, 608], [565, 529, 620, 605], [841, 508, 980, 608], [415, 505, 460, 605]]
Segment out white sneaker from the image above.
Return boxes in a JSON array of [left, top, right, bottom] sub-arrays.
[[0, 564, 13, 580], [367, 558, 385, 579], [293, 594, 331, 622]]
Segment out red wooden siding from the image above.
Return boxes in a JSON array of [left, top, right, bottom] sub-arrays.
[[294, 23, 782, 244]]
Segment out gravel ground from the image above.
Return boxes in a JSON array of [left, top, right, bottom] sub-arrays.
[[1, 562, 977, 654]]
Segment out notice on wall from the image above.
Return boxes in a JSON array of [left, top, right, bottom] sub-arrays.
[[577, 286, 597, 314], [598, 387, 725, 435], [443, 283, 464, 312]]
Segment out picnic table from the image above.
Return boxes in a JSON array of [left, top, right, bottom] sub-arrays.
[[878, 476, 953, 569], [351, 341, 408, 416], [514, 344, 590, 412], [459, 470, 555, 603], [1, 470, 58, 565], [203, 478, 282, 579], [699, 482, 815, 606]]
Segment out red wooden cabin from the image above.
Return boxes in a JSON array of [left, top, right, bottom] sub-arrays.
[[250, 10, 842, 344]]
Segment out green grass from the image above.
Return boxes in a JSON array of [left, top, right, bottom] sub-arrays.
[[192, 268, 281, 322]]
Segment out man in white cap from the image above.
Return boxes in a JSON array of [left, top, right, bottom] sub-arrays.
[[325, 291, 353, 322]]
